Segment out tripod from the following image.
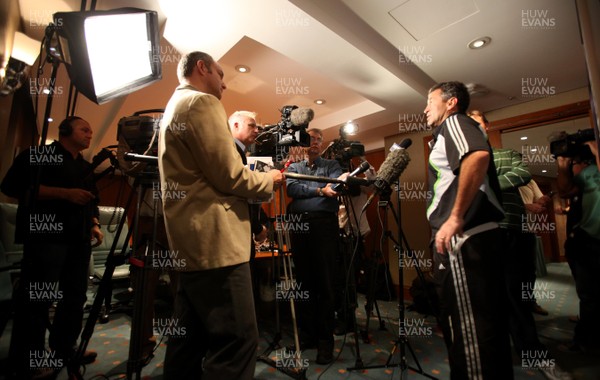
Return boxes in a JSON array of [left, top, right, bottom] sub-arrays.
[[347, 181, 438, 380], [69, 172, 160, 380], [256, 187, 307, 380]]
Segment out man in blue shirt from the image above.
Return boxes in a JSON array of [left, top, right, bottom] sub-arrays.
[[286, 128, 343, 364]]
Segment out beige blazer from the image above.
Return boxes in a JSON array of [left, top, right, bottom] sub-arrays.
[[158, 84, 273, 271]]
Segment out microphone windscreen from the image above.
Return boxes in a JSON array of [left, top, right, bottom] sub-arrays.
[[376, 149, 410, 187], [290, 108, 314, 126]]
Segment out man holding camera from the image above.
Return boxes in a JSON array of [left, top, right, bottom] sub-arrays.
[[556, 136, 600, 353]]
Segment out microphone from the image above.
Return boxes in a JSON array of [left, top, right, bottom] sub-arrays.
[[332, 160, 371, 192], [364, 139, 412, 209], [289, 107, 314, 127]]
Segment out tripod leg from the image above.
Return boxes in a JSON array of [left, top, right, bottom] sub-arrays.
[[68, 181, 137, 378]]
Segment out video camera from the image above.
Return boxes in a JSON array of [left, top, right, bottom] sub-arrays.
[[116, 109, 164, 178], [252, 105, 312, 161], [549, 129, 596, 159]]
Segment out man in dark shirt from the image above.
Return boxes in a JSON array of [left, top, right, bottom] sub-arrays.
[[425, 82, 513, 380], [228, 110, 269, 248], [1, 116, 103, 379], [286, 128, 343, 364]]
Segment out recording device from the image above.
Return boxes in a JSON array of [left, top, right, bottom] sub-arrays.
[[117, 113, 161, 156], [548, 129, 596, 159], [116, 109, 164, 178], [331, 160, 371, 193], [325, 139, 365, 164], [252, 105, 312, 159], [364, 139, 412, 208]]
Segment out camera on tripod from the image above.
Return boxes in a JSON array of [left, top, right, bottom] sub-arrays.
[[252, 105, 312, 162], [116, 110, 163, 178], [549, 128, 596, 159]]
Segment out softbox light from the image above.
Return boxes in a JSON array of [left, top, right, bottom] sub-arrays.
[[52, 8, 162, 104]]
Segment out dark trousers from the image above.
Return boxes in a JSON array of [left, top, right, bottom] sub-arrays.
[[501, 229, 545, 356], [9, 241, 91, 376], [433, 228, 513, 380], [289, 213, 338, 343], [164, 263, 258, 380], [570, 230, 600, 347]]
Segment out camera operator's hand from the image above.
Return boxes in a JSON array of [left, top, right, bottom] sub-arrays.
[[556, 156, 572, 172], [584, 141, 600, 168], [269, 169, 284, 188]]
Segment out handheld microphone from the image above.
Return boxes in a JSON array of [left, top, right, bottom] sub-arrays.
[[289, 107, 314, 127], [364, 139, 412, 209], [332, 160, 371, 192]]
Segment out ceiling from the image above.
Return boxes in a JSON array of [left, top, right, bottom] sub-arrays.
[[3, 0, 593, 165]]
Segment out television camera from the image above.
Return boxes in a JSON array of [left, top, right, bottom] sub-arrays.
[[252, 105, 312, 164], [549, 128, 596, 159], [116, 109, 164, 178]]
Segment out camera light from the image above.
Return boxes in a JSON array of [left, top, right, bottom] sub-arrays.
[[341, 121, 358, 136]]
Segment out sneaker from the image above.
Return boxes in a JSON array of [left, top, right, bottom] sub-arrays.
[[538, 365, 573, 380]]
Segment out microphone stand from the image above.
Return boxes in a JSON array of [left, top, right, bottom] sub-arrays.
[[347, 180, 438, 380]]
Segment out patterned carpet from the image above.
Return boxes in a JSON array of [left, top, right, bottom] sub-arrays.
[[0, 262, 598, 379]]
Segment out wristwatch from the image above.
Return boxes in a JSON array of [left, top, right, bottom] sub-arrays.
[[317, 187, 324, 197], [92, 222, 101, 229]]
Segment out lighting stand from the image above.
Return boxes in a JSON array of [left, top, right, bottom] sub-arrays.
[[347, 180, 438, 380]]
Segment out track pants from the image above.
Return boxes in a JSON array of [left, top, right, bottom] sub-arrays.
[[433, 226, 514, 380]]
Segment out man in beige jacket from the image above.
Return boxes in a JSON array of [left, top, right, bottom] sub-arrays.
[[158, 51, 283, 379]]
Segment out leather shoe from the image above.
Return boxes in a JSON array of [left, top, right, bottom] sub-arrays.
[[531, 303, 549, 316], [316, 340, 333, 365], [80, 350, 98, 365]]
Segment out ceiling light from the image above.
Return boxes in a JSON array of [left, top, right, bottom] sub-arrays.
[[314, 99, 325, 105], [520, 136, 528, 140], [468, 36, 491, 49], [542, 170, 547, 173], [235, 65, 250, 73]]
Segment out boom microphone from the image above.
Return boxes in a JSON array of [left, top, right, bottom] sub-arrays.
[[289, 107, 314, 127], [364, 139, 411, 209], [332, 160, 371, 192]]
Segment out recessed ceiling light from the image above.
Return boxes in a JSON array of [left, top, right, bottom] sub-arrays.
[[235, 65, 250, 73], [314, 99, 326, 105], [468, 36, 491, 49], [542, 170, 547, 173], [520, 136, 528, 140]]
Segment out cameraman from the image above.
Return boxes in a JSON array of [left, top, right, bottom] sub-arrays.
[[556, 136, 600, 353]]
